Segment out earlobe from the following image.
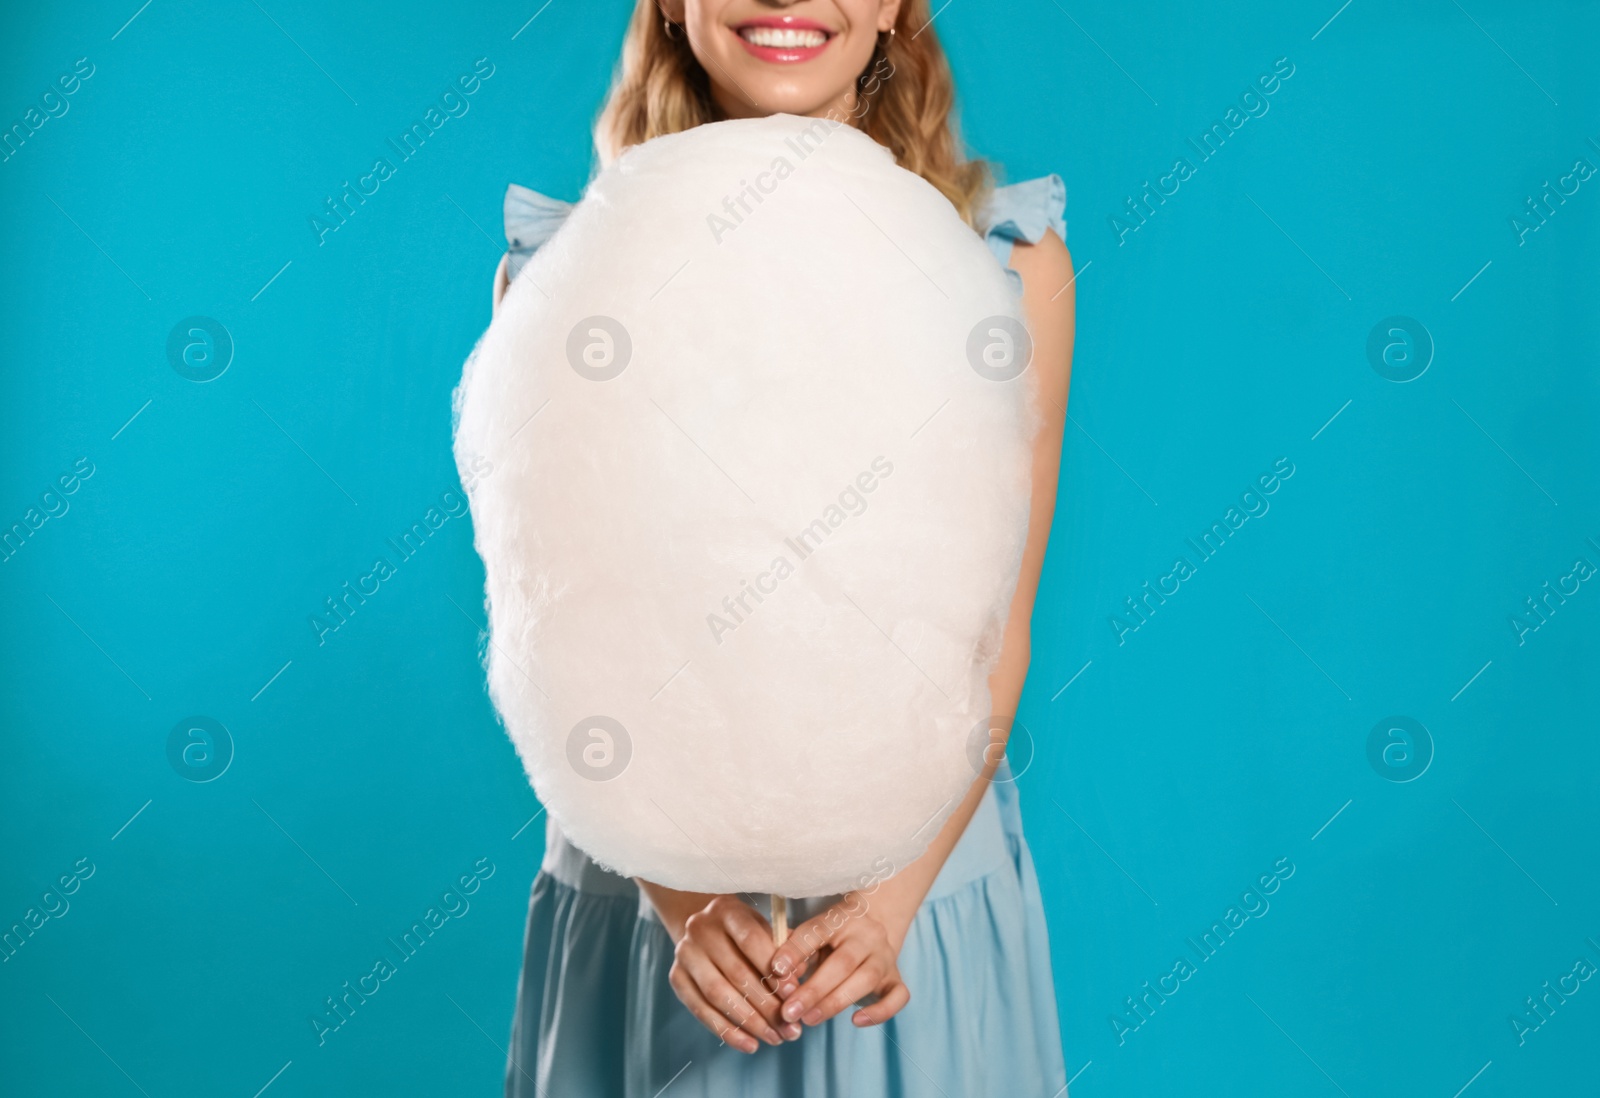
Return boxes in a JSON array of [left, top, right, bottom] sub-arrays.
[[657, 0, 686, 23]]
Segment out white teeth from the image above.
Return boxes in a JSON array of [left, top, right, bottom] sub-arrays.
[[740, 27, 828, 49]]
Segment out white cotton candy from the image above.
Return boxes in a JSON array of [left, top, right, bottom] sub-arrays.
[[454, 113, 1039, 898]]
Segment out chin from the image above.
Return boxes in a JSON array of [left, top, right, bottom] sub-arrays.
[[751, 88, 842, 116], [722, 69, 857, 118]]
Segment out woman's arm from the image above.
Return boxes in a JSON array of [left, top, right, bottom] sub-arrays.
[[768, 227, 1078, 1026], [492, 252, 510, 313], [639, 230, 1077, 1041], [858, 227, 1076, 936]]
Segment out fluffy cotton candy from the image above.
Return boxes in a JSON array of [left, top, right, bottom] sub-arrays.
[[454, 113, 1039, 898]]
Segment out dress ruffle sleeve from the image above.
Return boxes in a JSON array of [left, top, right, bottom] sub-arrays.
[[979, 173, 1068, 294]]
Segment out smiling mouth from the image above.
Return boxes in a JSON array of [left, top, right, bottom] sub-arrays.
[[734, 19, 835, 61]]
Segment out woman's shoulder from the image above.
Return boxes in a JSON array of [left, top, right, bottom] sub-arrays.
[[496, 171, 1069, 287], [979, 173, 1066, 243], [504, 182, 576, 281], [977, 173, 1068, 292]]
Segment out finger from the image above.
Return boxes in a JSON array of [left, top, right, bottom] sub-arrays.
[[669, 963, 759, 1053], [718, 901, 779, 978], [681, 947, 783, 1047], [775, 945, 827, 998], [702, 933, 785, 1031], [801, 963, 886, 1026], [700, 900, 799, 1039], [759, 944, 815, 1040], [852, 980, 911, 1027], [780, 940, 868, 1025], [770, 908, 850, 982], [713, 900, 790, 1021]]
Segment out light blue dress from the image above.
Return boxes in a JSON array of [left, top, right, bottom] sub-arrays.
[[499, 168, 1069, 1098]]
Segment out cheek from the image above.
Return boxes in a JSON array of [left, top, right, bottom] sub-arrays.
[[831, 32, 878, 76], [837, 0, 889, 32], [683, 0, 736, 57], [832, 2, 887, 72]]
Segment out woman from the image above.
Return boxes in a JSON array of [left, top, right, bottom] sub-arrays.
[[494, 2, 1075, 1094]]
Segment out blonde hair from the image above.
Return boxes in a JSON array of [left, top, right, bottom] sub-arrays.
[[594, 0, 991, 227]]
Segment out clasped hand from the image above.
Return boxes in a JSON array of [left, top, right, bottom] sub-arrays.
[[663, 892, 911, 1053]]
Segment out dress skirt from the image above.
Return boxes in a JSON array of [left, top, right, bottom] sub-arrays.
[[504, 765, 1068, 1097]]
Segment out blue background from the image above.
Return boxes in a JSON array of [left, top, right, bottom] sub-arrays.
[[2, 1, 1596, 1095]]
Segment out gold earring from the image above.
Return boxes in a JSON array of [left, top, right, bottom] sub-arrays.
[[663, 17, 683, 41]]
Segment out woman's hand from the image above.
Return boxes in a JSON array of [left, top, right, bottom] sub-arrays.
[[638, 884, 801, 1053], [769, 893, 911, 1029]]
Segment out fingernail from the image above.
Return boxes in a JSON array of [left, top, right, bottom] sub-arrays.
[[779, 981, 797, 997], [782, 1000, 802, 1022], [738, 1035, 757, 1054], [803, 1009, 823, 1026], [782, 1023, 802, 1041], [762, 1031, 781, 1047], [773, 957, 790, 976]]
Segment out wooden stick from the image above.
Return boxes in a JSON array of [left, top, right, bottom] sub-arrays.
[[770, 894, 788, 946]]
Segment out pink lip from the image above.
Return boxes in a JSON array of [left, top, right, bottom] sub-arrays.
[[731, 15, 836, 64]]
